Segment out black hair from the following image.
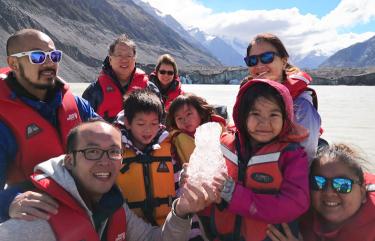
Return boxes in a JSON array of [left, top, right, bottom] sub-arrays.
[[108, 34, 136, 56], [237, 82, 288, 144], [123, 89, 163, 123], [166, 92, 214, 130], [66, 118, 115, 153], [310, 143, 366, 184]]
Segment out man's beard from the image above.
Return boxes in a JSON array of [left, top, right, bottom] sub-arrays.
[[19, 64, 57, 90]]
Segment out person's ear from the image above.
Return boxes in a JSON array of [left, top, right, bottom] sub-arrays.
[[7, 56, 18, 71], [64, 154, 74, 170], [124, 118, 131, 129], [282, 57, 288, 69]]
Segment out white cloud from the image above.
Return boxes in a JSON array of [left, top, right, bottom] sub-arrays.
[[142, 0, 375, 58]]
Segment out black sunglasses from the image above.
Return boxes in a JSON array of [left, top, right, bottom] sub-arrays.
[[159, 70, 174, 76], [244, 51, 280, 67], [311, 175, 361, 194]]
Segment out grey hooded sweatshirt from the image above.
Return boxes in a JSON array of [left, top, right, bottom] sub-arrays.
[[0, 155, 191, 241]]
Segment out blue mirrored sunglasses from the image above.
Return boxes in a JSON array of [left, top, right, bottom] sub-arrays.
[[311, 175, 361, 193], [244, 51, 279, 67], [10, 50, 63, 64]]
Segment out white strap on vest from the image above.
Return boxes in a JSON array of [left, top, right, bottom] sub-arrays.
[[367, 184, 375, 192], [289, 74, 310, 84], [247, 152, 280, 166], [33, 173, 49, 181], [0, 73, 7, 79], [221, 144, 238, 165], [221, 144, 281, 166]]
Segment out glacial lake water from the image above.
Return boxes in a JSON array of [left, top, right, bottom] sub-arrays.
[[72, 83, 375, 172]]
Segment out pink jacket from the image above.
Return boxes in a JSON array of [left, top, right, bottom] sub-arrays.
[[228, 78, 310, 223]]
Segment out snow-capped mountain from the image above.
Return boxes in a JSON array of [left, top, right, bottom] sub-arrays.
[[133, 0, 244, 66], [188, 28, 245, 66], [132, 0, 215, 58], [292, 50, 330, 69]]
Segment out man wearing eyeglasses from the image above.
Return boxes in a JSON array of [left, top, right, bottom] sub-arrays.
[[82, 34, 160, 123], [0, 29, 98, 222], [0, 120, 218, 241]]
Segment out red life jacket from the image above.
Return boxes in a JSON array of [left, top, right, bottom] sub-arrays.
[[0, 66, 11, 78], [96, 68, 148, 120], [0, 75, 82, 185], [285, 71, 318, 110], [211, 133, 289, 241], [30, 173, 127, 241]]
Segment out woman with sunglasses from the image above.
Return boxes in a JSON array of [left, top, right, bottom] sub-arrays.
[[243, 33, 322, 162], [267, 143, 375, 241], [149, 54, 183, 112]]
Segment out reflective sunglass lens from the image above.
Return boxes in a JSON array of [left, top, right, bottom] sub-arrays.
[[249, 56, 258, 66], [260, 52, 275, 64], [50, 51, 62, 63], [30, 52, 46, 64], [244, 56, 258, 67], [333, 178, 352, 193], [313, 176, 326, 190]]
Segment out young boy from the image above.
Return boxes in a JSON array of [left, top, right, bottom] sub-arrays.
[[115, 89, 179, 226]]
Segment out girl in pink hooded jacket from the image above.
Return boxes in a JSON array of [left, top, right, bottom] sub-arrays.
[[205, 79, 310, 241]]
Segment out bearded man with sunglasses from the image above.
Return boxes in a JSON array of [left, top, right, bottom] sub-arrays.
[[83, 34, 160, 123], [0, 29, 98, 222]]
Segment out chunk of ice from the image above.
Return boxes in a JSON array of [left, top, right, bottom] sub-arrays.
[[187, 122, 227, 186]]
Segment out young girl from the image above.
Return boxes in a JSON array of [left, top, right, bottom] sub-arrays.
[[267, 143, 375, 241], [208, 79, 310, 241], [243, 33, 322, 162], [166, 93, 226, 240], [167, 92, 226, 165]]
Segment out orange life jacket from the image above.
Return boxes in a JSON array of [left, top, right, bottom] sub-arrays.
[[116, 139, 175, 226], [96, 68, 148, 120], [0, 77, 82, 185], [211, 133, 289, 241], [30, 173, 127, 241]]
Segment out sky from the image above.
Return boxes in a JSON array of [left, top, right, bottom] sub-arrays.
[[141, 0, 375, 59]]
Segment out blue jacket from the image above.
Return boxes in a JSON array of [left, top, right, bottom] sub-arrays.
[[0, 74, 98, 222]]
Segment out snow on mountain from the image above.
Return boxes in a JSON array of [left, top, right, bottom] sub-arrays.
[[133, 0, 244, 66], [187, 27, 245, 66], [292, 50, 330, 69]]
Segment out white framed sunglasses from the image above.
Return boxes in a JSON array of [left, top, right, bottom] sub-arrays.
[[10, 50, 63, 64]]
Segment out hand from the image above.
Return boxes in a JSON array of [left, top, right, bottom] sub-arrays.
[[175, 182, 217, 218], [179, 163, 189, 187], [266, 223, 301, 241], [9, 191, 59, 221], [212, 172, 233, 203]]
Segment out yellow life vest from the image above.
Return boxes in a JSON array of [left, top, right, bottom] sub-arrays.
[[116, 139, 176, 226], [169, 130, 196, 165]]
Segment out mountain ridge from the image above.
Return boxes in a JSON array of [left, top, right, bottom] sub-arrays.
[[0, 0, 221, 82]]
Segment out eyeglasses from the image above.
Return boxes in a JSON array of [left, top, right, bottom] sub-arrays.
[[244, 51, 279, 67], [311, 175, 361, 194], [73, 148, 123, 161], [10, 50, 63, 64], [159, 70, 174, 76]]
